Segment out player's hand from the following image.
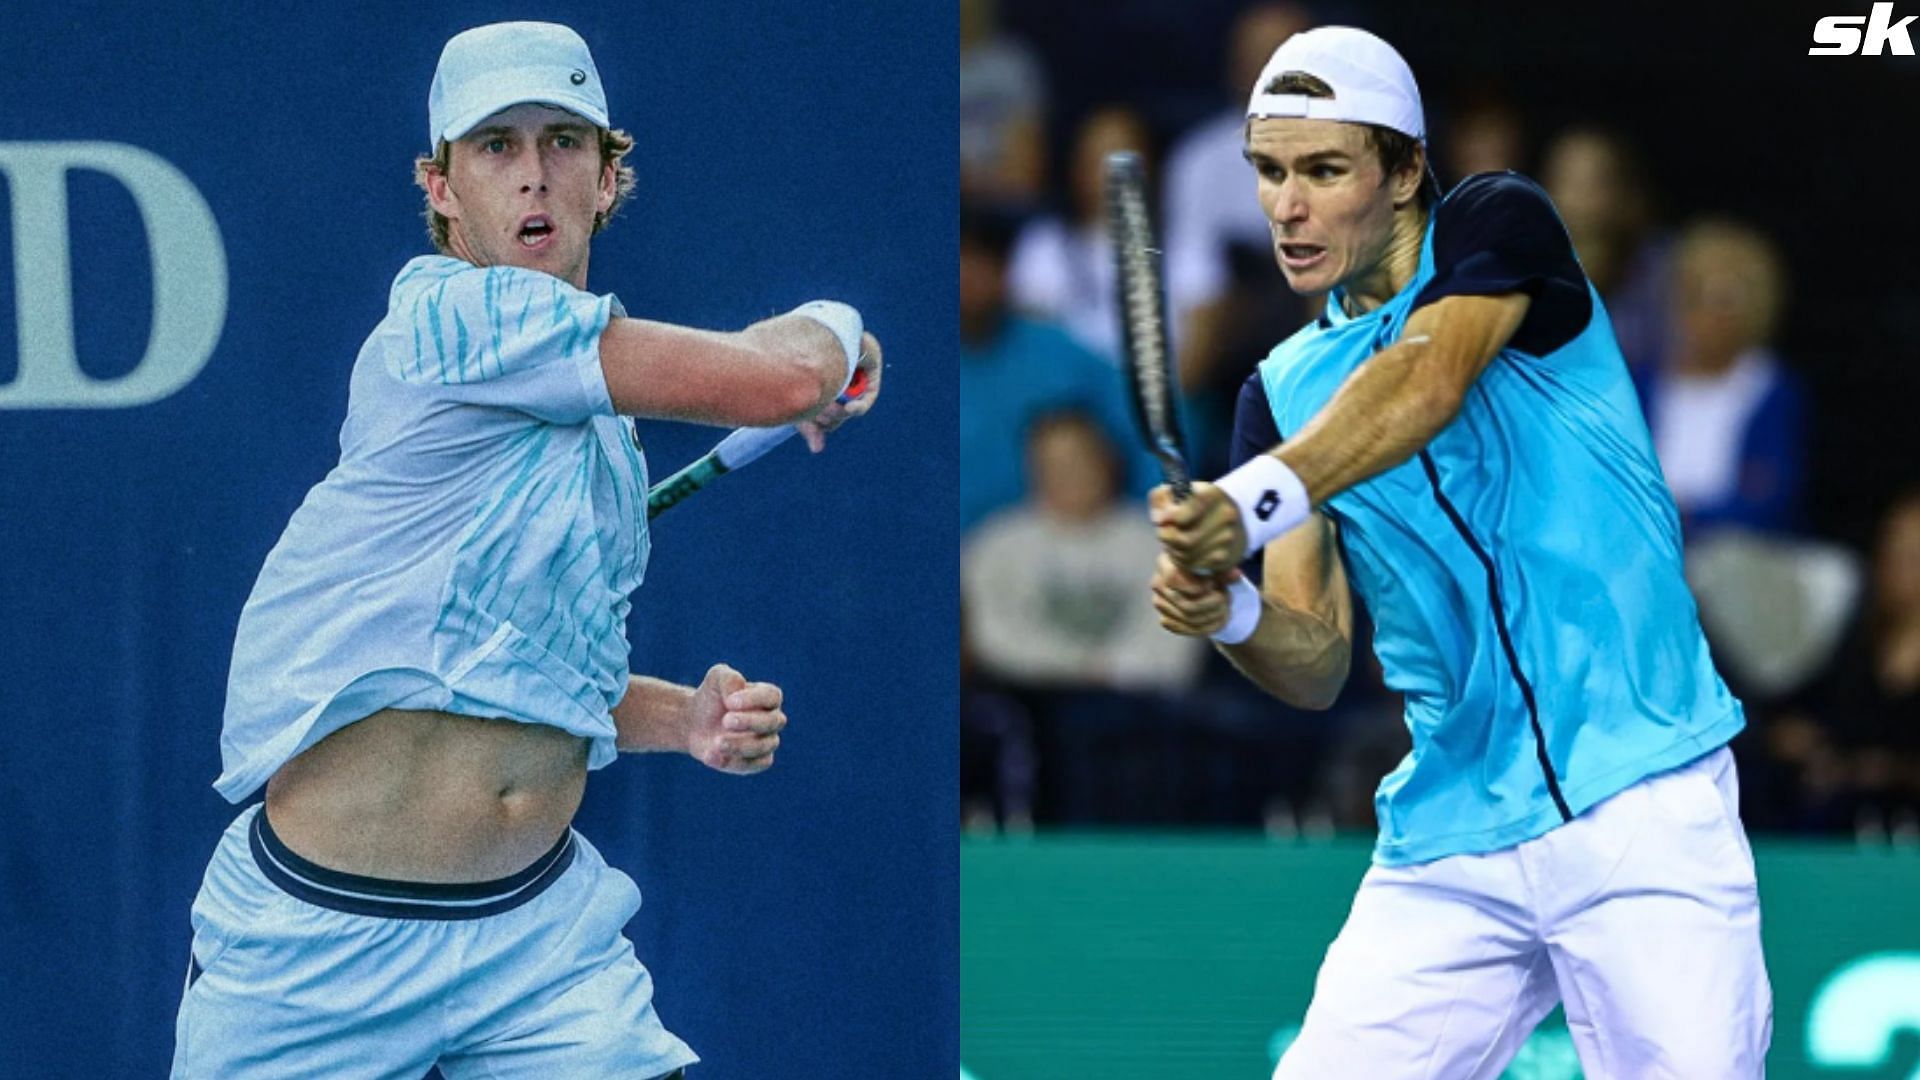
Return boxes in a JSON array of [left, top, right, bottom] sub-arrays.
[[847, 331, 883, 415], [686, 663, 786, 774], [1150, 482, 1247, 574], [797, 331, 882, 453], [1150, 553, 1244, 637]]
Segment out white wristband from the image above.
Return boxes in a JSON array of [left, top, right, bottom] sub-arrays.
[[1214, 454, 1310, 560], [1210, 575, 1264, 645], [791, 300, 863, 391]]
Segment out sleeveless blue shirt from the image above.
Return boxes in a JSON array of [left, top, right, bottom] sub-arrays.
[[1238, 173, 1743, 865]]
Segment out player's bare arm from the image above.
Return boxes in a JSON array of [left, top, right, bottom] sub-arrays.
[[1151, 507, 1353, 709], [1156, 291, 1529, 574], [599, 313, 880, 428], [1268, 291, 1527, 502], [612, 665, 786, 774]]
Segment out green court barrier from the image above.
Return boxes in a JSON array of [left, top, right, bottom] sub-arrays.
[[961, 836, 1920, 1079]]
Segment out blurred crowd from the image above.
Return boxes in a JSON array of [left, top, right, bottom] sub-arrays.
[[960, 1, 1920, 842]]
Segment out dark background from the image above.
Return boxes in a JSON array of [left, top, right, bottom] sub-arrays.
[[1003, 0, 1920, 547], [0, 2, 955, 1077]]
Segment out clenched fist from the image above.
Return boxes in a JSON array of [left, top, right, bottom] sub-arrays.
[[686, 663, 787, 774], [1150, 552, 1246, 638], [1150, 483, 1248, 575]]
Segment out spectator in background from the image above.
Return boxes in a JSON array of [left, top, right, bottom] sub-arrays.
[[1163, 3, 1314, 331], [1768, 490, 1920, 838], [1647, 219, 1805, 538], [961, 0, 1048, 203], [964, 410, 1207, 691], [961, 202, 1148, 533], [1846, 490, 1920, 837], [1435, 86, 1525, 181], [1541, 126, 1669, 373], [1163, 3, 1317, 475], [964, 411, 1208, 825], [1010, 105, 1204, 362]]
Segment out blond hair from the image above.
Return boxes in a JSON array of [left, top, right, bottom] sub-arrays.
[[1673, 218, 1787, 346], [411, 126, 638, 255]]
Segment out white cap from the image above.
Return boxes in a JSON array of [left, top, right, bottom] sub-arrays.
[[1245, 26, 1425, 143], [428, 22, 610, 147]]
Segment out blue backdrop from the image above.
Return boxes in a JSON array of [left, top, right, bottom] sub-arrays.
[[0, 3, 955, 1077]]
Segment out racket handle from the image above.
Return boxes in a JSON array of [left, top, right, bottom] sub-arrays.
[[710, 425, 799, 471], [842, 367, 869, 401], [708, 369, 869, 470]]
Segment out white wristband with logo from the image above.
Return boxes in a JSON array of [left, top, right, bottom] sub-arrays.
[[791, 300, 864, 392], [1213, 454, 1311, 560], [1209, 575, 1265, 645]]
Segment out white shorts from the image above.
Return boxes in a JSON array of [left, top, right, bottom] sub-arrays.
[[172, 805, 698, 1079], [1276, 746, 1772, 1079]]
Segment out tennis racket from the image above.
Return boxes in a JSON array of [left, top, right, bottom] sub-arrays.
[[1105, 150, 1192, 501], [646, 368, 868, 520]]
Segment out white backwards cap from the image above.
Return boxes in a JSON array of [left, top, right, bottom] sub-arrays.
[[1246, 26, 1425, 143]]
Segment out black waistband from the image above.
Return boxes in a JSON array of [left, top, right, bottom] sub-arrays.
[[250, 808, 576, 920]]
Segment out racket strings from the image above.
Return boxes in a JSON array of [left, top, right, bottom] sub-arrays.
[[1107, 160, 1192, 500]]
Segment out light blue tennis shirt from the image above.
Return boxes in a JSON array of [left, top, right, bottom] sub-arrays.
[[1241, 174, 1744, 864], [215, 256, 649, 802]]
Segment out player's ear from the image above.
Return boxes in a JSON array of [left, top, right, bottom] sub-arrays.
[[422, 143, 459, 218], [1392, 144, 1426, 208], [597, 158, 617, 216]]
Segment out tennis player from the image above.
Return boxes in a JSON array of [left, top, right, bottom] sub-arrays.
[[171, 22, 880, 1079], [1149, 27, 1770, 1078]]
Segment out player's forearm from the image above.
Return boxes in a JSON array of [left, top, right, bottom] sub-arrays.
[[1217, 600, 1350, 710], [736, 313, 853, 420], [598, 304, 854, 425], [1272, 336, 1460, 504], [611, 675, 696, 754]]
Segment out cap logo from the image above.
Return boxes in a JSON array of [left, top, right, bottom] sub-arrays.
[[570, 69, 587, 86]]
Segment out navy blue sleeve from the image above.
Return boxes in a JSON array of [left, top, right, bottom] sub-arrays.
[[1229, 372, 1281, 469], [1412, 172, 1592, 357], [1227, 372, 1281, 580]]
